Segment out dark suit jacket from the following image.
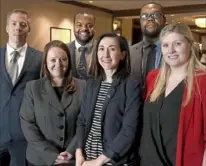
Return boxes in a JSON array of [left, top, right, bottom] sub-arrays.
[[130, 41, 148, 88], [68, 41, 78, 78], [68, 41, 95, 79], [76, 76, 141, 165], [20, 77, 86, 166], [0, 46, 42, 145]]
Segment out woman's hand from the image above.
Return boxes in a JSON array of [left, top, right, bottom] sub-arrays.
[[82, 159, 102, 166], [76, 149, 85, 166], [203, 150, 206, 166], [54, 151, 72, 164], [82, 154, 110, 166]]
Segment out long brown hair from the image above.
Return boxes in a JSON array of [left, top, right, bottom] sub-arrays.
[[40, 40, 76, 92], [89, 32, 131, 80]]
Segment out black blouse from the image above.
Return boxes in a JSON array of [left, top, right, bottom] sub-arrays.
[[139, 81, 185, 166], [53, 86, 64, 100]]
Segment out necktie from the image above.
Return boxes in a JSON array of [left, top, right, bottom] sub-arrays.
[[77, 46, 88, 80], [146, 44, 156, 74], [8, 51, 20, 85]]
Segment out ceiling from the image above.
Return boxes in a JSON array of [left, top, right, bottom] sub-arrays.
[[59, 0, 206, 34], [78, 0, 206, 10]]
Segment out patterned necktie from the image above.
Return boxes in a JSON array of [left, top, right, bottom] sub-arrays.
[[8, 51, 20, 85], [77, 46, 88, 80]]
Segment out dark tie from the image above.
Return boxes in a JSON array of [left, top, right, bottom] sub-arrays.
[[146, 44, 156, 74], [77, 46, 88, 80], [8, 51, 20, 85]]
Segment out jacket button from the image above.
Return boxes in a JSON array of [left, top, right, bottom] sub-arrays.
[[59, 137, 64, 141], [59, 125, 64, 129], [58, 113, 64, 117]]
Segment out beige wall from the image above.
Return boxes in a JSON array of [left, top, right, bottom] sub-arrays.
[[121, 18, 133, 46], [201, 36, 206, 50], [0, 1, 112, 51], [192, 32, 200, 43]]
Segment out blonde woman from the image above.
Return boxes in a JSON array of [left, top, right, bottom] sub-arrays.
[[139, 23, 206, 166]]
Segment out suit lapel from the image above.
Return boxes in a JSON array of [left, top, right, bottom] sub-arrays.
[[0, 47, 13, 86], [86, 78, 101, 133], [41, 78, 64, 112], [131, 43, 143, 80], [90, 78, 101, 112], [101, 78, 120, 123], [181, 84, 195, 138], [17, 47, 35, 81], [61, 91, 72, 110], [69, 41, 78, 77]]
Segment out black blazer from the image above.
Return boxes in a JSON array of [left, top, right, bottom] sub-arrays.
[[0, 46, 42, 145], [76, 76, 141, 165], [20, 77, 86, 166]]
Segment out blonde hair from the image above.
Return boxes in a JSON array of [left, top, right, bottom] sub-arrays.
[[150, 23, 205, 105]]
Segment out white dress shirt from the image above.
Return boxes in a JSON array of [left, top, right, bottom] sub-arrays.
[[75, 40, 94, 69], [5, 43, 28, 76]]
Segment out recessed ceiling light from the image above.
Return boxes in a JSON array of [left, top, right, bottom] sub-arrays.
[[89, 1, 93, 3], [170, 14, 175, 16]]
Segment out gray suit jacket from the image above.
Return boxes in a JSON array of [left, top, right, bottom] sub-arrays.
[[0, 46, 42, 145], [20, 77, 86, 166], [68, 40, 96, 79], [130, 40, 158, 89], [130, 41, 147, 86], [68, 41, 78, 78]]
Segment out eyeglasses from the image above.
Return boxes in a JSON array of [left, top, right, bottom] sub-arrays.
[[140, 12, 163, 20]]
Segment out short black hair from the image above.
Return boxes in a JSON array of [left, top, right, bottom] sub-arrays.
[[141, 2, 165, 15], [73, 12, 95, 25], [90, 32, 131, 80]]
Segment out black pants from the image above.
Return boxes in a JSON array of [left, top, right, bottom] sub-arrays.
[[0, 150, 10, 166], [1, 141, 27, 166], [27, 161, 46, 166], [27, 161, 75, 166]]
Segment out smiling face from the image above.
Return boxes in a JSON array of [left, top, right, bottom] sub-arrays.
[[97, 37, 125, 72], [74, 13, 95, 45], [6, 12, 30, 45], [46, 47, 69, 79], [140, 3, 165, 38], [161, 32, 191, 69]]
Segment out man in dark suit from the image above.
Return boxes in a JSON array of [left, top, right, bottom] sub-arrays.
[[68, 12, 96, 80], [0, 9, 42, 166], [130, 2, 166, 88]]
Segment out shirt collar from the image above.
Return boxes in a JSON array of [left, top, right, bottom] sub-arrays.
[[7, 43, 28, 57], [155, 40, 160, 47], [142, 38, 160, 48], [75, 40, 94, 53]]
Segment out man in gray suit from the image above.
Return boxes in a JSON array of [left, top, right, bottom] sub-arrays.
[[0, 9, 42, 166], [130, 2, 166, 89], [68, 12, 96, 80]]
